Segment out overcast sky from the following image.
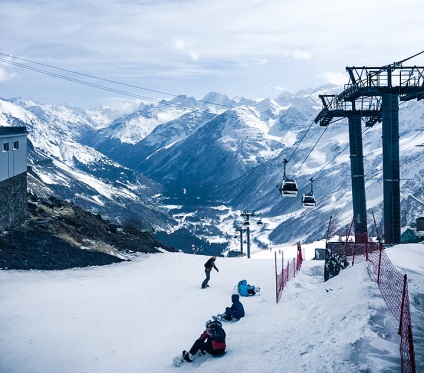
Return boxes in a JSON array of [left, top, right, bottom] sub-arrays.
[[1, 0, 424, 108]]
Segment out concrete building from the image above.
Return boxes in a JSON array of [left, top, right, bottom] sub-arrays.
[[0, 127, 28, 231]]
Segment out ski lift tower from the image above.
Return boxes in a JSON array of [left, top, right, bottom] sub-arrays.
[[337, 52, 424, 244], [314, 94, 382, 239], [241, 210, 258, 258], [234, 226, 247, 255]]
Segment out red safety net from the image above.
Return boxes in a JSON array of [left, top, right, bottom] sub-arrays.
[[275, 243, 303, 303], [326, 233, 416, 373]]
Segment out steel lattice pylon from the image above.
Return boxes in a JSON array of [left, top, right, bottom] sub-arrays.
[[315, 51, 424, 244]]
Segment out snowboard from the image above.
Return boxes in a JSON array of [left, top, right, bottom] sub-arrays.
[[173, 355, 188, 367], [173, 351, 227, 367], [216, 314, 238, 322]]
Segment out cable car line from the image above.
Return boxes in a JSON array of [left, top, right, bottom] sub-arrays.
[[0, 52, 234, 110], [273, 117, 320, 187], [0, 57, 179, 104], [284, 118, 316, 164], [296, 125, 330, 173], [309, 126, 371, 182]]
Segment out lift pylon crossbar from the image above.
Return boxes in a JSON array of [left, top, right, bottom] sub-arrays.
[[339, 66, 424, 101], [314, 94, 382, 127]]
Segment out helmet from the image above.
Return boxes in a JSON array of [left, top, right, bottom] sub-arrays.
[[212, 256, 216, 260], [205, 320, 212, 328]]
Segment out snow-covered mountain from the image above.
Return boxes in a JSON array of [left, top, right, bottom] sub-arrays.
[[2, 88, 424, 251], [0, 98, 173, 229]]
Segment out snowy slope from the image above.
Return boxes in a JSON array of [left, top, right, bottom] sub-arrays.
[[1, 242, 422, 373]]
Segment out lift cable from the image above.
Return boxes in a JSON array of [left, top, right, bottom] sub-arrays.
[[0, 57, 188, 106], [370, 50, 424, 77], [0, 56, 231, 127], [307, 126, 372, 186], [272, 117, 317, 184], [284, 118, 316, 164], [296, 123, 331, 173], [0, 52, 234, 110]]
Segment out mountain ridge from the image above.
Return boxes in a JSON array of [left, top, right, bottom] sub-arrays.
[[2, 88, 424, 254]]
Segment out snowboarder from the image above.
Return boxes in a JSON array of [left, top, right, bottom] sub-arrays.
[[238, 279, 260, 296], [218, 294, 245, 321], [201, 256, 219, 289], [175, 318, 226, 365]]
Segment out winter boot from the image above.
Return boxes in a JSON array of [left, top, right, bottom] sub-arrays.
[[182, 350, 193, 362]]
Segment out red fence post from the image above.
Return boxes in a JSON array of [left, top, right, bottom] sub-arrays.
[[408, 324, 417, 373], [399, 274, 407, 335], [287, 259, 290, 282], [365, 233, 369, 261], [275, 252, 278, 304], [377, 242, 383, 285]]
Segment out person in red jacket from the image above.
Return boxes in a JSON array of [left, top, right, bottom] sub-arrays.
[[201, 256, 219, 288], [182, 318, 226, 362]]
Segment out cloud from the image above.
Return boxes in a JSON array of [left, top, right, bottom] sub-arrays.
[[291, 50, 312, 60], [170, 37, 200, 62], [1, 0, 424, 106], [0, 66, 19, 82], [318, 72, 347, 86]]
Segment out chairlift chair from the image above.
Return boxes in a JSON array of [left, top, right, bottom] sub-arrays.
[[302, 178, 316, 208], [278, 159, 298, 197]]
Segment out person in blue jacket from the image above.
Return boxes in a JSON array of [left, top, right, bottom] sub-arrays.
[[238, 279, 258, 296], [219, 294, 245, 321]]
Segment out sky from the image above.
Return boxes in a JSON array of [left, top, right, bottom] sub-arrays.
[[0, 242, 422, 373], [1, 0, 424, 108]]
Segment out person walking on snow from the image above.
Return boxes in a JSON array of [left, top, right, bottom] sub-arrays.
[[201, 256, 218, 288]]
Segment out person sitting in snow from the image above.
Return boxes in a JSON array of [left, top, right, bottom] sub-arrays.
[[218, 294, 245, 321], [238, 279, 260, 296], [181, 318, 226, 363], [201, 256, 219, 289]]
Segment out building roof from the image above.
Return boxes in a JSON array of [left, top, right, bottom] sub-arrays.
[[0, 127, 28, 135]]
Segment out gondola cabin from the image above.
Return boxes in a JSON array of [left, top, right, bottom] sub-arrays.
[[302, 193, 316, 208], [279, 179, 298, 197]]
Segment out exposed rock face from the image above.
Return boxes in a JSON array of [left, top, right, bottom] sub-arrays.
[[0, 194, 176, 270], [0, 173, 27, 232]]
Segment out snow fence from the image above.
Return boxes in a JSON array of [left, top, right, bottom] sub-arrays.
[[275, 242, 303, 304], [326, 237, 416, 373]]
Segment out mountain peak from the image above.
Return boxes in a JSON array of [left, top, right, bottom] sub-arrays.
[[201, 92, 232, 107]]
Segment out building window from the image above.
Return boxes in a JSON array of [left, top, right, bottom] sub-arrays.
[[13, 141, 19, 150], [2, 142, 9, 152]]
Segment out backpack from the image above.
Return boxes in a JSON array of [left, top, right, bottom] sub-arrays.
[[209, 320, 226, 342]]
